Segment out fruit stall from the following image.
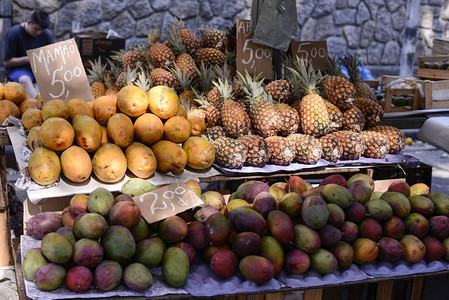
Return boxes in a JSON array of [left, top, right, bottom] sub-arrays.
[[2, 17, 449, 300]]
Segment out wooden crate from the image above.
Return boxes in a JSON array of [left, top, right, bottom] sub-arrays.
[[383, 87, 421, 112], [417, 56, 449, 80], [422, 79, 449, 109], [432, 38, 449, 56]]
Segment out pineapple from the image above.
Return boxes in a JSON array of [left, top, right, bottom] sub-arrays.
[[146, 29, 175, 68], [320, 133, 343, 162], [167, 18, 201, 55], [87, 58, 107, 98], [150, 68, 179, 91], [322, 55, 356, 110], [264, 79, 294, 104], [287, 133, 322, 164], [354, 98, 383, 127], [200, 26, 228, 52], [176, 53, 197, 80], [217, 79, 251, 137], [275, 103, 300, 136], [237, 71, 281, 138], [122, 45, 146, 70], [116, 66, 138, 90], [333, 130, 365, 160], [238, 134, 270, 167], [194, 94, 222, 127], [324, 99, 343, 132], [361, 131, 390, 159], [213, 137, 247, 169], [369, 125, 406, 154], [207, 87, 220, 106], [288, 58, 329, 137], [341, 53, 376, 101], [264, 136, 296, 165], [169, 62, 195, 105], [195, 48, 226, 67], [205, 126, 228, 141], [342, 106, 365, 132]]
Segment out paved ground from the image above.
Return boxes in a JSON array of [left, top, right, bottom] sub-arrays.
[[1, 129, 449, 300]]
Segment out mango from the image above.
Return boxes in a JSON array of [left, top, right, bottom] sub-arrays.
[[365, 199, 393, 222], [429, 216, 449, 240], [410, 183, 430, 197], [205, 213, 230, 246], [319, 224, 342, 247], [210, 249, 238, 279], [61, 206, 77, 227], [130, 218, 150, 242], [73, 238, 104, 268], [226, 199, 252, 213], [301, 195, 329, 229], [309, 248, 338, 274], [377, 237, 404, 262], [340, 221, 359, 244], [319, 174, 347, 188], [72, 113, 102, 152], [267, 210, 294, 245], [269, 186, 287, 204], [409, 195, 435, 217], [260, 236, 284, 277], [94, 260, 122, 291], [228, 207, 266, 236], [186, 221, 208, 250], [301, 186, 324, 199], [234, 180, 269, 204], [232, 232, 261, 258], [109, 201, 142, 229], [162, 247, 190, 287], [329, 241, 354, 268], [202, 244, 231, 263], [201, 191, 225, 210], [121, 178, 157, 197], [23, 248, 47, 281], [56, 226, 76, 246], [87, 187, 115, 216], [400, 234, 426, 263], [34, 263, 66, 291], [352, 238, 379, 264], [388, 180, 410, 197], [287, 176, 311, 195], [73, 212, 108, 239], [123, 263, 153, 291], [158, 215, 189, 244], [134, 236, 166, 268], [41, 232, 73, 264], [381, 192, 411, 218], [422, 236, 444, 261], [347, 173, 374, 190], [284, 249, 310, 274], [344, 202, 366, 223], [429, 191, 449, 216], [321, 183, 354, 209], [174, 242, 196, 265], [348, 180, 372, 204], [278, 192, 302, 219], [28, 147, 61, 186], [239, 255, 275, 285], [65, 266, 93, 292], [442, 237, 449, 260], [383, 216, 405, 239], [101, 225, 136, 264], [252, 192, 277, 217], [70, 194, 88, 216], [327, 203, 345, 227], [405, 213, 429, 238], [293, 224, 321, 253], [359, 218, 383, 241], [194, 205, 220, 223]]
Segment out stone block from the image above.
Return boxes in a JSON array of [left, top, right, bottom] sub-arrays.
[[360, 20, 375, 48], [136, 12, 164, 37], [128, 0, 153, 19], [300, 18, 315, 41], [102, 0, 126, 21], [356, 2, 370, 25], [150, 0, 170, 12], [380, 41, 400, 65], [312, 0, 336, 18], [81, 0, 103, 27], [0, 0, 11, 17], [111, 11, 136, 38], [367, 42, 383, 65], [36, 0, 63, 14], [335, 8, 356, 25], [297, 1, 315, 26], [316, 15, 334, 40], [392, 7, 406, 31], [199, 0, 214, 21], [222, 1, 245, 19], [327, 36, 348, 57], [169, 0, 199, 19], [343, 25, 361, 48]]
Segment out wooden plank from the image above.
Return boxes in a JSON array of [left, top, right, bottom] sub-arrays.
[[348, 284, 365, 300], [322, 287, 342, 300], [376, 281, 394, 300], [411, 277, 424, 300], [304, 289, 323, 300], [265, 292, 284, 300], [0, 209, 12, 266]]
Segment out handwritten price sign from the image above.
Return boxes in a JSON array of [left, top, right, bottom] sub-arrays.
[[27, 38, 94, 103], [290, 40, 328, 70], [133, 182, 204, 224], [236, 19, 273, 79]]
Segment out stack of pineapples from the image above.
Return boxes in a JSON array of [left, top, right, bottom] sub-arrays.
[[87, 19, 405, 170]]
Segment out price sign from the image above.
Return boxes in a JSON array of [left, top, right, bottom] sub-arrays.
[[132, 182, 204, 224], [236, 19, 273, 79], [290, 40, 328, 70], [27, 38, 94, 103]]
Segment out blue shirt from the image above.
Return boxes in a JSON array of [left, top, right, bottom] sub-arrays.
[[3, 24, 54, 76]]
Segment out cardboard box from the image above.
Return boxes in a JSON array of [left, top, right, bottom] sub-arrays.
[[72, 31, 125, 67]]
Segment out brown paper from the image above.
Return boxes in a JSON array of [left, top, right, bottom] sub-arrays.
[[290, 40, 328, 70], [27, 38, 94, 103], [132, 182, 204, 224], [236, 19, 273, 79]]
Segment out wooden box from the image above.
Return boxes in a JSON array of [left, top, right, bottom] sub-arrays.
[[432, 38, 449, 56], [417, 56, 449, 80], [383, 87, 421, 112], [422, 79, 449, 109]]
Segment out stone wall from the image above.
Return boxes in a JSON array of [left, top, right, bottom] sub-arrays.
[[4, 0, 449, 78]]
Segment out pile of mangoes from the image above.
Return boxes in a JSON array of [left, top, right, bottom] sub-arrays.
[[22, 173, 449, 294]]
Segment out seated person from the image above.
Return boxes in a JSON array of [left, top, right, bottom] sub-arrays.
[[3, 10, 54, 98]]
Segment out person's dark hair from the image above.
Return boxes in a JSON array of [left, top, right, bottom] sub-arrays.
[[30, 10, 50, 29]]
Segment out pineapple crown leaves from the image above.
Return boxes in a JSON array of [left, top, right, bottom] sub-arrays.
[[122, 65, 139, 86], [134, 69, 153, 92], [213, 61, 232, 83], [110, 49, 126, 64], [168, 63, 193, 90], [195, 61, 218, 93], [164, 21, 187, 56], [87, 57, 107, 84], [339, 53, 362, 83], [235, 70, 269, 102], [145, 29, 162, 47], [212, 78, 234, 102], [191, 88, 211, 109], [325, 55, 347, 78], [288, 57, 321, 95]]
